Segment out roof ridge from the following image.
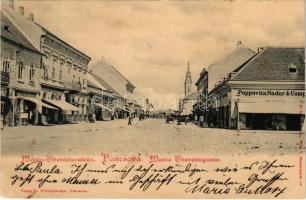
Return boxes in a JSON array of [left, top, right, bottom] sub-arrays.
[[2, 4, 91, 60], [207, 47, 255, 70], [108, 64, 135, 88], [230, 49, 266, 80], [1, 8, 42, 53], [265, 46, 304, 49]]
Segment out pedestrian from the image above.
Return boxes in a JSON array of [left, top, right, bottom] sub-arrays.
[[177, 114, 181, 125], [128, 116, 132, 125], [199, 115, 204, 127]]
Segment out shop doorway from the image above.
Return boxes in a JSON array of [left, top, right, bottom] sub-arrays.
[[286, 114, 301, 131], [251, 114, 272, 130]]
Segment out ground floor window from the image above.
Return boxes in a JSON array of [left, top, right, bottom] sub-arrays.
[[240, 113, 304, 131]]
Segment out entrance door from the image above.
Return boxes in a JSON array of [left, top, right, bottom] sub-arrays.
[[286, 114, 301, 131], [252, 114, 271, 130]]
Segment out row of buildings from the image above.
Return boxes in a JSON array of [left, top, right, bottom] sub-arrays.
[[180, 43, 305, 131], [0, 1, 152, 126]]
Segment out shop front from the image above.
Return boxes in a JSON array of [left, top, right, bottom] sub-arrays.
[[231, 89, 305, 131], [94, 103, 115, 120], [42, 99, 80, 124]]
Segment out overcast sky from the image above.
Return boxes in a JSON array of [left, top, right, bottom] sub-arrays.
[[15, 0, 304, 109]]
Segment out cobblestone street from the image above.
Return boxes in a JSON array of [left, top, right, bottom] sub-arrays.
[[1, 119, 303, 157]]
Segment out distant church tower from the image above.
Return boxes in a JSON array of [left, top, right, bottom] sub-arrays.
[[184, 62, 192, 97]]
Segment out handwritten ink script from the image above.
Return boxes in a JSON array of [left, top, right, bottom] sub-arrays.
[[7, 154, 300, 198]]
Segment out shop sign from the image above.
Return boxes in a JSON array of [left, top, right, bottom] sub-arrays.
[[235, 89, 305, 97]]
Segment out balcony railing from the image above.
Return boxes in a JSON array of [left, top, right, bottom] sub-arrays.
[[1, 71, 9, 85]]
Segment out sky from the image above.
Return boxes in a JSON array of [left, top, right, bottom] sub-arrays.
[[13, 0, 305, 109]]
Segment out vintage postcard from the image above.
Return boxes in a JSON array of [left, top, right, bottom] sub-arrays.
[[0, 0, 305, 198]]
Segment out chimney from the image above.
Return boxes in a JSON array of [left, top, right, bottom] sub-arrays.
[[18, 6, 24, 15], [29, 13, 34, 21], [257, 47, 265, 53], [8, 0, 14, 9]]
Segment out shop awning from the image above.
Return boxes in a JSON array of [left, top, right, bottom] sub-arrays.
[[126, 107, 136, 113], [44, 99, 80, 111], [20, 97, 58, 110], [115, 105, 130, 113], [95, 103, 115, 112], [239, 102, 304, 114]]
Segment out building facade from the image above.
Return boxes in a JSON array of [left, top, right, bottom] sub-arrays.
[[40, 32, 91, 123], [90, 59, 137, 119], [193, 68, 208, 126], [87, 72, 115, 121], [1, 10, 43, 126], [2, 2, 91, 124], [208, 47, 305, 131]]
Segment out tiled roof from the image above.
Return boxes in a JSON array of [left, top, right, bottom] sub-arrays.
[[90, 59, 135, 98], [87, 73, 107, 90], [90, 72, 119, 95], [231, 47, 305, 81], [1, 11, 40, 53], [2, 5, 44, 51], [2, 5, 90, 59], [207, 47, 256, 90]]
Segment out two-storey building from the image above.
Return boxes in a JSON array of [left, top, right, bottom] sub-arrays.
[[2, 2, 91, 124], [1, 9, 46, 126]]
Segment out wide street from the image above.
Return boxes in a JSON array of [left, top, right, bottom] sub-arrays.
[[0, 119, 304, 157]]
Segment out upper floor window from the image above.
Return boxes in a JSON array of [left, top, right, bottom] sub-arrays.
[[29, 62, 35, 81], [52, 67, 55, 78], [18, 58, 24, 79], [78, 77, 81, 86], [59, 69, 62, 81], [44, 66, 49, 78], [2, 57, 10, 72]]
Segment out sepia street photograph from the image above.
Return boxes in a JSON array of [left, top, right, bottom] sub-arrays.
[[0, 0, 305, 198]]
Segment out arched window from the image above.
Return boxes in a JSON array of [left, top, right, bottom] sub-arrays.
[[18, 57, 24, 79], [43, 92, 47, 99]]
